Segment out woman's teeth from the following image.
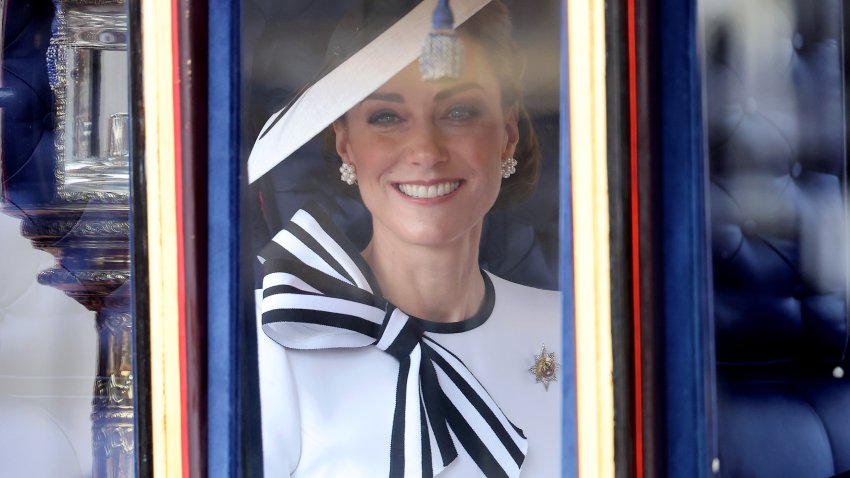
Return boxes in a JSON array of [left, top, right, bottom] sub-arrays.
[[398, 181, 461, 199]]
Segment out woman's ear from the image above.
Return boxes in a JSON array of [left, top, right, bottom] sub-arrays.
[[333, 119, 352, 163], [503, 104, 520, 158]]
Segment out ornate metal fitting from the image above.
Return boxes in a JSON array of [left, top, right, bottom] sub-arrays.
[[48, 0, 130, 203], [94, 372, 134, 407], [93, 423, 134, 457]]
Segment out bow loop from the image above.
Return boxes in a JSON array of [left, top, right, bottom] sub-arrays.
[[259, 205, 527, 477]]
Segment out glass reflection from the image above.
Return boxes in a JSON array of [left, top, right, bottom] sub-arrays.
[[50, 2, 129, 198], [701, 0, 850, 476], [1, 1, 135, 477]]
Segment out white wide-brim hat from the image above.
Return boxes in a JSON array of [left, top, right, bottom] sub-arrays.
[[247, 0, 493, 184]]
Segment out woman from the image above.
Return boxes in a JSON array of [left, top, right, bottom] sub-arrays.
[[250, 1, 561, 476]]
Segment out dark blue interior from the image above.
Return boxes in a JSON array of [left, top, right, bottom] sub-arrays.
[[705, 1, 850, 475], [1, 0, 56, 208]]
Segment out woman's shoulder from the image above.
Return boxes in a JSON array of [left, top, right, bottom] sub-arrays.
[[483, 271, 561, 337], [485, 271, 560, 308]]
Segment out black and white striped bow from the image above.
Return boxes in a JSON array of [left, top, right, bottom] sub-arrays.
[[258, 206, 528, 477]]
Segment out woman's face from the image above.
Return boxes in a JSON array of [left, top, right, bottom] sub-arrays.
[[334, 37, 519, 249]]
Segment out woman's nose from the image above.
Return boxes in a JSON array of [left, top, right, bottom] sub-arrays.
[[405, 122, 447, 167]]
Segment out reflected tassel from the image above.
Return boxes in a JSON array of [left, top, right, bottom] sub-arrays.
[[420, 0, 463, 80]]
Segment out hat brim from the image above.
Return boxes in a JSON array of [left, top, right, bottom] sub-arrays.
[[247, 0, 493, 184]]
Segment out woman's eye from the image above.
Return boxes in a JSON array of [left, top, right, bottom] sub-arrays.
[[445, 105, 479, 122], [367, 110, 401, 125]]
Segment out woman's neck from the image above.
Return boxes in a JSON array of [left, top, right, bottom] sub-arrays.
[[362, 225, 486, 323]]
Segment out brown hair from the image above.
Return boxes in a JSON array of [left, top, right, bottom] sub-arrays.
[[323, 1, 541, 209], [459, 1, 540, 208]]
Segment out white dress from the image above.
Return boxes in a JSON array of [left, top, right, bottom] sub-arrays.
[[257, 272, 562, 477]]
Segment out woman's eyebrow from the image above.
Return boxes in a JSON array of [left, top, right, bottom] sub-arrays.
[[434, 82, 483, 102], [364, 92, 405, 103]]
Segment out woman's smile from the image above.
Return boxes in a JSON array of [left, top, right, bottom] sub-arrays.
[[396, 180, 463, 200]]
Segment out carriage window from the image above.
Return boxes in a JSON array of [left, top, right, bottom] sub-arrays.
[[240, 1, 564, 475], [701, 0, 850, 475], [1, 1, 137, 476]]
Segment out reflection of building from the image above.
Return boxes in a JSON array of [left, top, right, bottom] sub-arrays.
[[0, 212, 96, 477]]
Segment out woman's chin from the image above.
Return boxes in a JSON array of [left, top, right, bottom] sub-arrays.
[[376, 216, 482, 250]]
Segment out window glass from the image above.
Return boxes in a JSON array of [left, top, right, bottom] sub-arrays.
[[241, 1, 564, 476], [701, 0, 850, 476], [1, 1, 136, 476]]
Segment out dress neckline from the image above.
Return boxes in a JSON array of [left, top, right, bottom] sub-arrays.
[[414, 270, 495, 334]]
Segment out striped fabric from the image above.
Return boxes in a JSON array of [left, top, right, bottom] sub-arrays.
[[258, 205, 528, 477]]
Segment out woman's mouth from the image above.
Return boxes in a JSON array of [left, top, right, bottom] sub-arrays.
[[397, 181, 461, 199]]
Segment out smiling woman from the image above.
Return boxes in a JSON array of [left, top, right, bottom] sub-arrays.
[[246, 1, 561, 476], [333, 45, 518, 321]]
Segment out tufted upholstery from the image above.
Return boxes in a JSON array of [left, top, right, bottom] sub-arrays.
[[704, 0, 850, 475]]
